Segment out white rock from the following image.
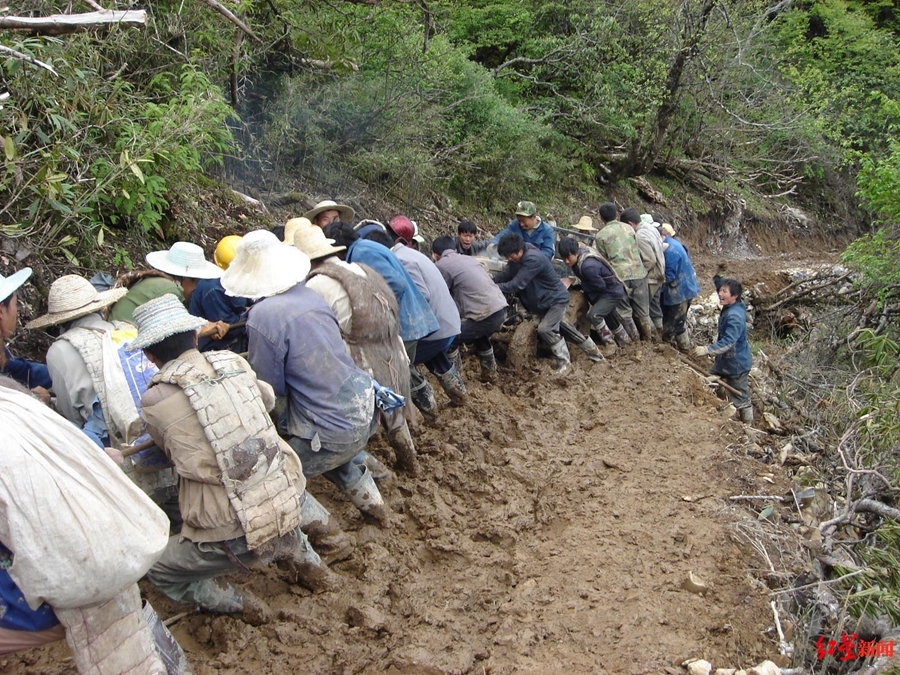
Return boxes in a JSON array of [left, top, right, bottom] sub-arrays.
[[682, 659, 712, 675]]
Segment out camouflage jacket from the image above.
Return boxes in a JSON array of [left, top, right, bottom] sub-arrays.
[[594, 221, 647, 282]]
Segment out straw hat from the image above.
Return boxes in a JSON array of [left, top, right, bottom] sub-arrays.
[[284, 217, 314, 244], [572, 216, 595, 233], [220, 230, 311, 300], [293, 226, 346, 261], [0, 267, 32, 303], [303, 200, 355, 223], [640, 213, 659, 228], [125, 294, 207, 352], [146, 242, 222, 280], [661, 223, 676, 237], [25, 275, 128, 329]]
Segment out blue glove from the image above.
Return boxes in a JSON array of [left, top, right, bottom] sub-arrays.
[[373, 381, 406, 413]]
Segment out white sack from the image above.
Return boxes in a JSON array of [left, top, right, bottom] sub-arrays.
[[0, 385, 169, 610]]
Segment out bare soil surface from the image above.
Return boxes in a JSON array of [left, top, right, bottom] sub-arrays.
[[2, 249, 839, 675]]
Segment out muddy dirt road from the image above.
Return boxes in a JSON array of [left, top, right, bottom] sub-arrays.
[[3, 252, 835, 675]]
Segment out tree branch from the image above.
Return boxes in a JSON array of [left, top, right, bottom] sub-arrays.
[[0, 44, 59, 75], [196, 0, 263, 43], [0, 10, 147, 32]]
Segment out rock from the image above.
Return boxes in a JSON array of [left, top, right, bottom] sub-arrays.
[[346, 605, 387, 632], [714, 670, 736, 675], [747, 660, 780, 675], [762, 412, 782, 431], [682, 658, 712, 675], [682, 571, 709, 594]]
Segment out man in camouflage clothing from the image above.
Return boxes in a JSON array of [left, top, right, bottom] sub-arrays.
[[594, 202, 652, 341]]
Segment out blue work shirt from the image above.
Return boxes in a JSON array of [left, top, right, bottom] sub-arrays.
[[661, 237, 700, 306], [492, 218, 556, 259], [709, 300, 752, 376], [345, 239, 439, 342], [188, 278, 249, 351], [0, 542, 59, 632], [246, 283, 375, 446], [1, 348, 52, 390]]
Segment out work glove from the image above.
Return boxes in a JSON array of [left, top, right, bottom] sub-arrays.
[[692, 346, 709, 358], [373, 381, 406, 413]]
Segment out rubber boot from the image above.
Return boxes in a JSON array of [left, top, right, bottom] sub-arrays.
[[299, 491, 354, 565], [436, 364, 467, 406], [621, 317, 640, 342], [739, 406, 754, 425], [355, 450, 393, 482], [447, 347, 462, 373], [592, 319, 618, 356], [477, 347, 498, 382], [387, 421, 419, 475], [636, 315, 655, 342], [288, 528, 338, 593], [653, 317, 664, 333], [577, 336, 604, 362], [345, 466, 390, 524], [410, 379, 436, 414], [191, 580, 272, 626], [548, 339, 570, 375], [675, 330, 692, 352], [611, 325, 631, 347]]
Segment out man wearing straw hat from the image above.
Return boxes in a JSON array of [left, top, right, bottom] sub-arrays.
[[131, 294, 336, 616], [295, 225, 421, 475], [304, 199, 355, 229], [0, 266, 52, 398], [26, 275, 139, 446], [221, 230, 390, 523]]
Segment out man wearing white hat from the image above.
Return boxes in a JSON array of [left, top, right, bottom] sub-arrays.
[[296, 225, 420, 476], [221, 230, 390, 523], [0, 266, 52, 398], [303, 200, 355, 229]]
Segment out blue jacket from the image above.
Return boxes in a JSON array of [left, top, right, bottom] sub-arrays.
[[495, 243, 569, 315], [1, 542, 59, 632], [346, 239, 440, 342], [188, 278, 250, 351], [709, 300, 752, 376], [661, 237, 700, 306], [0, 348, 52, 389], [492, 218, 556, 259]]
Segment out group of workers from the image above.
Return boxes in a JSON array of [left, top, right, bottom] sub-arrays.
[[0, 197, 753, 673]]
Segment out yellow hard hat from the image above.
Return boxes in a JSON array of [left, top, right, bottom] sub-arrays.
[[214, 235, 243, 270]]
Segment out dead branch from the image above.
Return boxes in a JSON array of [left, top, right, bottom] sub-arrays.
[[0, 10, 146, 32], [760, 272, 851, 312], [196, 0, 262, 43], [854, 498, 900, 522], [0, 44, 58, 74], [677, 353, 743, 396]]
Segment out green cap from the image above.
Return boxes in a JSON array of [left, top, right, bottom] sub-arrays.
[[515, 201, 537, 217]]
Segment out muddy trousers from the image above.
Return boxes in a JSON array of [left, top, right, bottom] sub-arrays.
[[148, 530, 317, 611], [717, 370, 751, 411], [615, 277, 651, 323], [453, 308, 506, 353], [585, 296, 623, 330], [536, 302, 568, 346], [662, 299, 692, 340], [648, 281, 663, 324]]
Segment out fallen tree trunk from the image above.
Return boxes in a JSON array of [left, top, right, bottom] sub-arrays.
[[0, 10, 147, 32]]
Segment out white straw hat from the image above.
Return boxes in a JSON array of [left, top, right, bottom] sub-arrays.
[[146, 242, 222, 280], [25, 275, 128, 329], [303, 200, 355, 224], [0, 267, 32, 303], [125, 293, 207, 352], [284, 217, 314, 245], [220, 230, 311, 300], [293, 227, 346, 261], [572, 216, 596, 233]]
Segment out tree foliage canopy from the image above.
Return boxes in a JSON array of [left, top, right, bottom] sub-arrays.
[[2, 0, 900, 264]]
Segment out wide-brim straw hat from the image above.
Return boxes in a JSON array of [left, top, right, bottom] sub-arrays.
[[220, 229, 311, 300], [125, 293, 207, 352], [661, 223, 676, 237], [146, 242, 222, 280], [303, 200, 355, 223], [293, 226, 346, 261], [284, 217, 314, 244], [0, 267, 32, 303], [26, 275, 128, 329], [572, 216, 596, 233]]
